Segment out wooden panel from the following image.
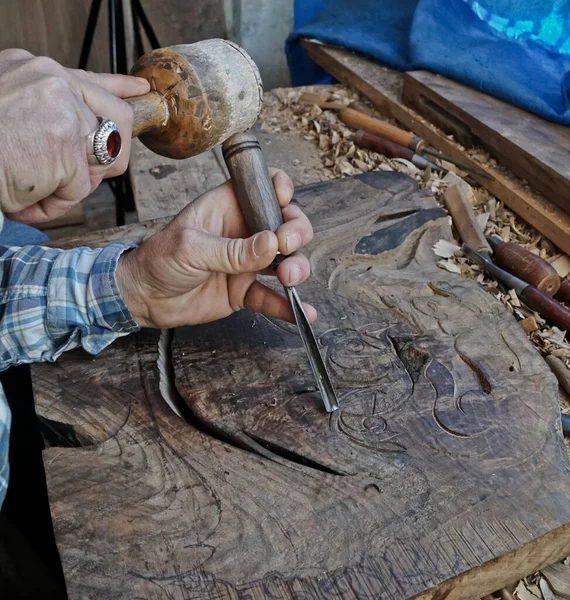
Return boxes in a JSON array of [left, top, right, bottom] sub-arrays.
[[0, 0, 109, 71], [402, 70, 570, 213], [301, 39, 570, 256], [140, 0, 225, 48], [130, 140, 226, 221], [0, 0, 225, 72], [32, 172, 570, 598]]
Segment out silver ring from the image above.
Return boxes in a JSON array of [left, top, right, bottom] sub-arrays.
[[86, 118, 122, 166]]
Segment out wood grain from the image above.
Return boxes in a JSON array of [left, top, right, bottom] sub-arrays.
[[402, 71, 570, 213], [442, 185, 490, 252], [0, 0, 108, 71], [31, 172, 570, 599], [222, 131, 284, 233], [301, 39, 570, 256]]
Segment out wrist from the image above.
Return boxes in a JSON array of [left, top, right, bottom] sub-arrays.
[[116, 249, 152, 327]]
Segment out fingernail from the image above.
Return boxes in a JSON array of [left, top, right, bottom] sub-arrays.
[[286, 232, 301, 254], [289, 264, 301, 285], [252, 232, 271, 258]]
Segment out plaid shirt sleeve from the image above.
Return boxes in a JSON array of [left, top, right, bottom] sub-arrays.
[[0, 242, 140, 508]]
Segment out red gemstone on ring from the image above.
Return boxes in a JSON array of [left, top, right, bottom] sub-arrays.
[[106, 130, 122, 159]]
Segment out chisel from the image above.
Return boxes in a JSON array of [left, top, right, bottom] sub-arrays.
[[222, 131, 339, 413], [355, 129, 447, 174], [463, 244, 570, 332], [487, 235, 561, 296], [299, 92, 492, 179]]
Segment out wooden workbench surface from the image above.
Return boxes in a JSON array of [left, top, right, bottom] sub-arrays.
[[31, 93, 570, 599]]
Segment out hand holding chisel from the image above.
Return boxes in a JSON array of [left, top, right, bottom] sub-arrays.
[[222, 132, 339, 413]]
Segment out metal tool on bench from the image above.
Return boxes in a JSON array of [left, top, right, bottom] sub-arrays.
[[222, 132, 339, 413], [355, 129, 448, 174]]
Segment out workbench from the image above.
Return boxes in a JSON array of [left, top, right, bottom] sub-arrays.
[[29, 88, 570, 599]]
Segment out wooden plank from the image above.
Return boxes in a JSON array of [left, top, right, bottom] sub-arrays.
[[402, 70, 570, 213], [301, 39, 570, 256], [130, 140, 226, 221], [44, 216, 170, 250], [0, 0, 109, 72], [32, 171, 570, 598], [140, 0, 225, 49]]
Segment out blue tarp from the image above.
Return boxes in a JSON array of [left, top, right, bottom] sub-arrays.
[[287, 0, 570, 125]]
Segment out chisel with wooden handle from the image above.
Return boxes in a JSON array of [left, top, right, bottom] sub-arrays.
[[299, 92, 491, 179], [222, 131, 339, 413], [354, 130, 447, 173], [442, 185, 491, 254], [487, 236, 561, 296], [464, 245, 570, 333]]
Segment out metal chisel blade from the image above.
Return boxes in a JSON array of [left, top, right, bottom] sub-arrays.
[[285, 286, 339, 413]]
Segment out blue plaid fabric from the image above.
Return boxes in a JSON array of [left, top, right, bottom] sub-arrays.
[[0, 241, 140, 508]]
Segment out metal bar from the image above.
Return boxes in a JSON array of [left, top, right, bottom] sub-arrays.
[[79, 0, 103, 69], [131, 0, 161, 49], [422, 148, 493, 179], [108, 0, 118, 74], [285, 286, 339, 413]]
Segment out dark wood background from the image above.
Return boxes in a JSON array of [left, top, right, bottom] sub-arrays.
[[0, 0, 226, 72]]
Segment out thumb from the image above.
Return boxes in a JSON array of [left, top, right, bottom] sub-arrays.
[[191, 229, 278, 275], [70, 69, 150, 98]]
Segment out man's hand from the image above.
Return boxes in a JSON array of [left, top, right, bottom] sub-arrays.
[[0, 49, 150, 222], [116, 170, 316, 327]]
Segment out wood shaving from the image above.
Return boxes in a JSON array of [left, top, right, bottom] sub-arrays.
[[520, 316, 539, 334], [550, 255, 570, 278], [434, 239, 462, 258], [437, 259, 462, 274], [515, 580, 542, 600]]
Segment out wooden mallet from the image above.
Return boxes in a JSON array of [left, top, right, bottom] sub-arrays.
[[126, 39, 263, 159]]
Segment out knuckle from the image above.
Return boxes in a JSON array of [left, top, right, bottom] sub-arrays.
[[48, 112, 79, 144], [29, 55, 65, 75], [226, 239, 244, 270], [0, 48, 33, 61], [40, 74, 73, 98]]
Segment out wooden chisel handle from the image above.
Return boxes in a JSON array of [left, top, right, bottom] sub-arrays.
[[222, 132, 284, 234], [338, 107, 423, 150], [557, 280, 570, 303], [355, 129, 416, 161], [127, 92, 169, 138], [520, 286, 570, 333], [488, 236, 560, 296], [442, 185, 491, 253]]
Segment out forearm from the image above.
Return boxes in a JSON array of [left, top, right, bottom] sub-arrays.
[[0, 242, 139, 370]]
